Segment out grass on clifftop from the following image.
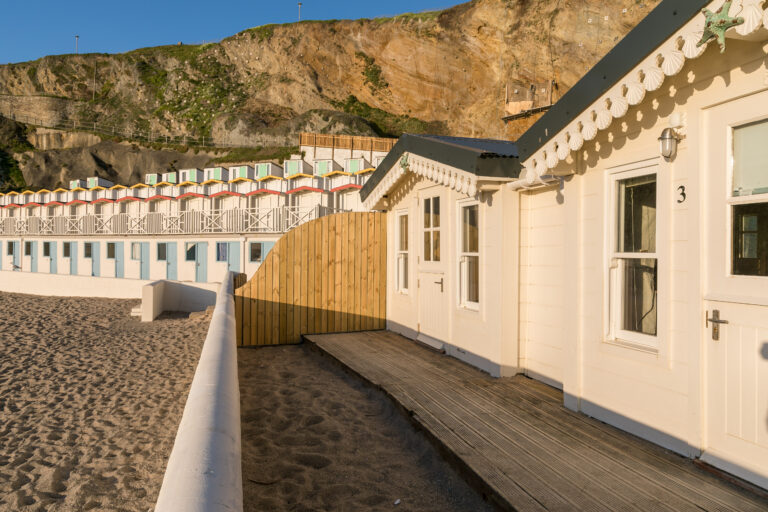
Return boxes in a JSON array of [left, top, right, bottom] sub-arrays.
[[330, 95, 445, 137], [206, 146, 300, 166]]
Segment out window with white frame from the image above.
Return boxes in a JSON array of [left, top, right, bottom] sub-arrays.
[[157, 242, 167, 262], [423, 196, 440, 262], [609, 170, 658, 345], [106, 242, 116, 259], [43, 242, 50, 258], [396, 212, 408, 292], [24, 241, 31, 256], [84, 242, 93, 259], [131, 242, 141, 260], [459, 202, 479, 307], [63, 242, 71, 258]]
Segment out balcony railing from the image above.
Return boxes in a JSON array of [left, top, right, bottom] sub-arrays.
[[0, 206, 345, 237]]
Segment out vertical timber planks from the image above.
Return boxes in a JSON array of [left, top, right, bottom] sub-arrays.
[[234, 212, 387, 345]]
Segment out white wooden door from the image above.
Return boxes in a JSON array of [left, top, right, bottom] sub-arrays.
[[701, 90, 768, 489], [418, 191, 449, 343]]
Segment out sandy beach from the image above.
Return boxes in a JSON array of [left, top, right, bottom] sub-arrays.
[[0, 291, 209, 511], [239, 345, 493, 512]]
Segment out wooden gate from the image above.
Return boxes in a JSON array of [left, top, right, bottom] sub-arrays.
[[235, 212, 386, 346]]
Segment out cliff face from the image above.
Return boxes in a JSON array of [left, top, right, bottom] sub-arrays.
[[0, 0, 660, 146]]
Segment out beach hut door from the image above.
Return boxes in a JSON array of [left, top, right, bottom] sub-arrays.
[[700, 92, 768, 489], [114, 242, 124, 278], [195, 242, 208, 283], [29, 241, 37, 273], [417, 193, 449, 344], [49, 242, 57, 274], [166, 242, 178, 280], [140, 242, 150, 280], [69, 243, 77, 275], [227, 242, 240, 273], [12, 241, 20, 271]]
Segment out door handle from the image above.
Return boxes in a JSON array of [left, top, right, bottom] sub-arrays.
[[434, 277, 444, 292], [706, 309, 728, 341]]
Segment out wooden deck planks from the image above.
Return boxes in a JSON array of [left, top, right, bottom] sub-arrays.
[[306, 331, 768, 512]]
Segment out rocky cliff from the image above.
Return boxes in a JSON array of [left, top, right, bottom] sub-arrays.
[[0, 0, 661, 190]]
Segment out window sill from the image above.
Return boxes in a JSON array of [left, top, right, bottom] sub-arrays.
[[459, 303, 480, 312], [603, 337, 659, 355]]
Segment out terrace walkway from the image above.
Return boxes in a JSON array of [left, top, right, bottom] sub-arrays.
[[305, 331, 768, 512]]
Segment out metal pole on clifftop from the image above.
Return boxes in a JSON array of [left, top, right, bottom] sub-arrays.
[[75, 35, 79, 54], [298, 2, 302, 21]]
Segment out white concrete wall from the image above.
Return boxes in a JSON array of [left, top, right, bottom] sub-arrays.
[[155, 273, 242, 512], [141, 280, 219, 321], [0, 270, 150, 298]]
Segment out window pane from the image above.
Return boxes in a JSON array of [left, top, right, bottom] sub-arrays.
[[733, 119, 768, 197], [621, 258, 657, 336], [399, 215, 408, 251], [250, 242, 262, 262], [424, 231, 431, 262], [157, 243, 167, 261], [132, 243, 141, 260], [424, 198, 431, 228], [185, 243, 196, 261], [462, 205, 479, 253], [25, 242, 31, 256], [43, 242, 50, 257], [467, 255, 479, 303], [107, 243, 115, 259], [84, 243, 92, 258], [432, 230, 440, 261], [216, 242, 228, 262], [63, 243, 70, 258], [432, 197, 440, 228], [733, 203, 768, 276], [617, 175, 656, 253]]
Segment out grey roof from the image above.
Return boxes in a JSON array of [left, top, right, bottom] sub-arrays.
[[516, 0, 711, 161], [360, 134, 520, 201]]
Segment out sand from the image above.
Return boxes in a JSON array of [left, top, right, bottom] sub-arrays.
[[239, 345, 494, 512], [0, 291, 209, 512]]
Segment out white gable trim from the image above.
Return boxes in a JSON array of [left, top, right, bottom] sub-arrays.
[[515, 0, 768, 186], [362, 153, 492, 210]]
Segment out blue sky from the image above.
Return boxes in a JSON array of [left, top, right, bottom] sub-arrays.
[[0, 1, 454, 64]]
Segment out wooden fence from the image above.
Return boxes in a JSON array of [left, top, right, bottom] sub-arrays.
[[234, 212, 387, 346]]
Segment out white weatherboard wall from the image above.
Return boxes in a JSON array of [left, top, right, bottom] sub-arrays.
[[385, 173, 520, 377], [155, 272, 242, 512], [515, 36, 768, 462]]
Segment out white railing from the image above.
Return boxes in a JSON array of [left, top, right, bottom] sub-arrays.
[[155, 272, 242, 512], [0, 206, 345, 236]]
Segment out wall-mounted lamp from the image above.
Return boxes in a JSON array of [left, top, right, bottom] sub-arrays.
[[658, 128, 681, 159]]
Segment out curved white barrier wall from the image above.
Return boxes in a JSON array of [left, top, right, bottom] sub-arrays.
[[155, 271, 243, 512]]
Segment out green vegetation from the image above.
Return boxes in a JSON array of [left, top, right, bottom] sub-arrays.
[[242, 24, 276, 42], [206, 146, 299, 165], [330, 95, 445, 137], [356, 52, 388, 94], [0, 117, 32, 192], [375, 10, 442, 24]]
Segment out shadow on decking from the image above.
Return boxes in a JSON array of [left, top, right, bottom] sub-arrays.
[[304, 330, 768, 512]]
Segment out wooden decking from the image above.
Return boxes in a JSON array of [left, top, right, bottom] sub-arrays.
[[305, 331, 768, 512]]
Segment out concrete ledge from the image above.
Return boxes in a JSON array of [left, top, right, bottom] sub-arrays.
[[141, 280, 219, 322], [155, 272, 243, 512], [0, 270, 150, 298]]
